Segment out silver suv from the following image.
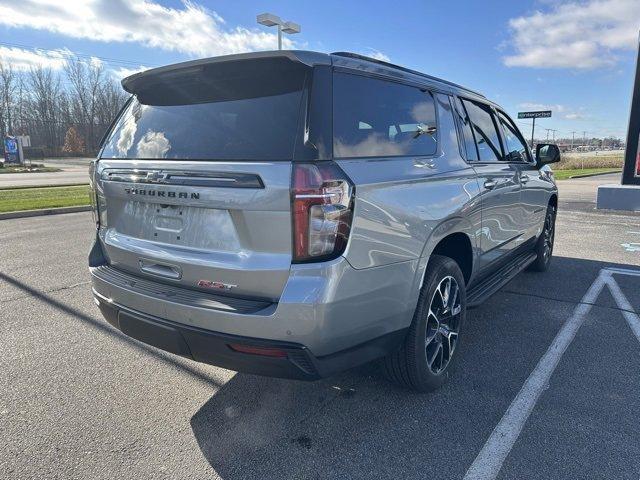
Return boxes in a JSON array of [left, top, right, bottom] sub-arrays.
[[89, 51, 559, 392]]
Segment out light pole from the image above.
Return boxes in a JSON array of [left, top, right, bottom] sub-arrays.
[[257, 13, 301, 50]]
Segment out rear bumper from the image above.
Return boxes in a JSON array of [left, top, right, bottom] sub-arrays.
[[94, 292, 406, 380], [89, 233, 417, 378]]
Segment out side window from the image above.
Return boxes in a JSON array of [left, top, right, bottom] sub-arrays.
[[333, 73, 438, 158], [497, 111, 531, 163], [461, 99, 503, 162], [452, 96, 478, 161]]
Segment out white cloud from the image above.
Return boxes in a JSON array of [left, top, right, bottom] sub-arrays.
[[503, 0, 640, 69], [0, 45, 133, 80], [0, 0, 293, 58], [365, 49, 390, 62], [0, 46, 72, 71], [518, 102, 563, 111], [111, 65, 150, 80], [518, 102, 588, 120]]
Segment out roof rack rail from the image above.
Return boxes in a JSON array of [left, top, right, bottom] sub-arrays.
[[330, 51, 485, 98]]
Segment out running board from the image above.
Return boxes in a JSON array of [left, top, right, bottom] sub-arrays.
[[467, 250, 537, 308]]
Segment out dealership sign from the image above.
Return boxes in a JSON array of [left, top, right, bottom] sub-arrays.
[[623, 34, 640, 184], [517, 111, 552, 119], [517, 111, 552, 147]]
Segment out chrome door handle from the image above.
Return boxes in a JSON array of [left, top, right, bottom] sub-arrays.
[[414, 159, 436, 169], [520, 174, 530, 184], [483, 180, 497, 190]]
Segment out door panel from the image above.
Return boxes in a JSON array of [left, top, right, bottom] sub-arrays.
[[458, 98, 524, 270], [515, 164, 549, 240], [494, 109, 546, 242], [472, 163, 522, 269]]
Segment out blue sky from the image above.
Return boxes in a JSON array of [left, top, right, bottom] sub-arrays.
[[1, 0, 640, 139]]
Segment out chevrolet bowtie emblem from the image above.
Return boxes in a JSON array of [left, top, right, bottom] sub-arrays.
[[145, 171, 170, 183]]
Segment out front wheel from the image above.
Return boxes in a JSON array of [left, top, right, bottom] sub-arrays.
[[527, 203, 556, 272], [382, 255, 466, 392]]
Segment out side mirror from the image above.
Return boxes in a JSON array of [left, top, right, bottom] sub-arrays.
[[535, 143, 561, 167]]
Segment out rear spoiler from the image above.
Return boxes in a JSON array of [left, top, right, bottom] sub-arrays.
[[121, 50, 330, 95]]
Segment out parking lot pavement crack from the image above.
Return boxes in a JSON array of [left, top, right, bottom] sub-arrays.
[[0, 280, 91, 305], [501, 289, 638, 315]]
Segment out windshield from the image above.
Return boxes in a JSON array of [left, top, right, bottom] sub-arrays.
[[100, 60, 306, 160]]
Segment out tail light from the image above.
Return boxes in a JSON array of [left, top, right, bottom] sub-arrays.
[[89, 160, 107, 228], [88, 160, 98, 226], [291, 162, 354, 262]]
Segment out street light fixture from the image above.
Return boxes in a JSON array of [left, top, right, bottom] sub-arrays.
[[257, 13, 300, 50]]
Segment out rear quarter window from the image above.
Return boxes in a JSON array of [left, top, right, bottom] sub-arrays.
[[333, 73, 438, 158]]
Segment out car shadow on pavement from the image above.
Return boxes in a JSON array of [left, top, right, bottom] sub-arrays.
[[190, 256, 640, 480], [0, 270, 223, 388]]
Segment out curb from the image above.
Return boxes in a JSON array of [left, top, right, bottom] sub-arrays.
[[0, 205, 91, 220]]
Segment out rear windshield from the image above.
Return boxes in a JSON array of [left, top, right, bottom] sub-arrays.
[[100, 59, 306, 160]]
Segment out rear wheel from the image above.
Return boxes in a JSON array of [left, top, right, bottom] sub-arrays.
[[527, 203, 556, 272], [383, 255, 466, 392]]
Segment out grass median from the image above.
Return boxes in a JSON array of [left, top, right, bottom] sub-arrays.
[[0, 165, 62, 174], [553, 168, 621, 180], [0, 185, 91, 213]]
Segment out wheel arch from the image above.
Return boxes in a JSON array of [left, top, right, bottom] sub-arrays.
[[414, 217, 476, 294]]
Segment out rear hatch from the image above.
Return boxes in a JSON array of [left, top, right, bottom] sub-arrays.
[[95, 56, 310, 301]]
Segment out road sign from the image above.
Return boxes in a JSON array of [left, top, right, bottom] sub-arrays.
[[518, 110, 552, 119], [518, 111, 552, 149]]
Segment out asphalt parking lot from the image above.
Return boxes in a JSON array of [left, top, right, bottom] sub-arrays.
[[1, 175, 639, 479]]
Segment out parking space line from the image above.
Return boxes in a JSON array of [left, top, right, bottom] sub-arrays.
[[463, 268, 640, 480], [605, 273, 640, 342]]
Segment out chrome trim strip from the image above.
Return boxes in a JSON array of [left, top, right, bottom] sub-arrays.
[[101, 169, 264, 189]]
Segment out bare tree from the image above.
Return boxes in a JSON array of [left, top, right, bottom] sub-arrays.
[[0, 58, 128, 156], [0, 62, 16, 135], [65, 59, 105, 151], [27, 66, 64, 152]]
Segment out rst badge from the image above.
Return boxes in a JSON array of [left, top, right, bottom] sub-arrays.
[[197, 280, 237, 291]]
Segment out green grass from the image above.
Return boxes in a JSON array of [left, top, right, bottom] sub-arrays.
[[0, 165, 61, 174], [553, 168, 621, 180], [0, 185, 91, 213]]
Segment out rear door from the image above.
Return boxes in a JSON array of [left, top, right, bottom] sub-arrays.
[[95, 57, 309, 301], [458, 98, 523, 269], [495, 109, 547, 241]]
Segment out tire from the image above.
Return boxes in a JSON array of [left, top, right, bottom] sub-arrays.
[[527, 203, 556, 272], [382, 255, 466, 392]]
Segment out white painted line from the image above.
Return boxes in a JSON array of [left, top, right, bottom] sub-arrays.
[[463, 273, 607, 480], [605, 267, 640, 277], [464, 267, 640, 480], [621, 243, 640, 252], [604, 275, 640, 343]]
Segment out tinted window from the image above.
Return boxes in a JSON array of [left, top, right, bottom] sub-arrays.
[[101, 62, 306, 160], [497, 111, 530, 162], [453, 97, 478, 161], [333, 73, 437, 158], [461, 99, 503, 162]]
